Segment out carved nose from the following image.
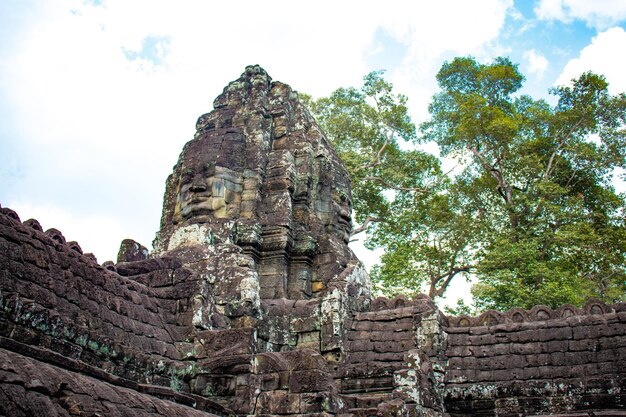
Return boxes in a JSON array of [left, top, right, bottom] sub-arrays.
[[189, 179, 207, 192]]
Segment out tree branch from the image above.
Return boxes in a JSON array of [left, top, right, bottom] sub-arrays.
[[471, 146, 514, 206], [434, 265, 471, 298], [471, 146, 503, 182], [363, 176, 428, 193], [366, 130, 395, 169], [350, 216, 385, 237], [543, 117, 585, 181]]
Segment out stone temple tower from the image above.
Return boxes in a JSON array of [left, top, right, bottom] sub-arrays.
[[152, 65, 371, 331]]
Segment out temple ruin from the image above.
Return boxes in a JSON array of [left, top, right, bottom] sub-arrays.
[[1, 65, 624, 416]]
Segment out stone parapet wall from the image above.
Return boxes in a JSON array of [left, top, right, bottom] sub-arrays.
[[0, 347, 222, 417], [3, 204, 626, 416], [0, 207, 347, 416], [446, 301, 618, 328], [0, 209, 205, 389], [339, 297, 446, 416], [0, 208, 343, 415], [444, 302, 626, 416]]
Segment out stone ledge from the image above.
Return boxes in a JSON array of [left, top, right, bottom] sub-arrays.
[[447, 300, 625, 328], [0, 337, 234, 415]]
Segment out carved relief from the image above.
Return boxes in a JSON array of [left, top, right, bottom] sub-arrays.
[[173, 134, 245, 223], [153, 65, 368, 307]]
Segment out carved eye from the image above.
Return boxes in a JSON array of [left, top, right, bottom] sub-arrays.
[[180, 168, 194, 184], [202, 163, 216, 178]]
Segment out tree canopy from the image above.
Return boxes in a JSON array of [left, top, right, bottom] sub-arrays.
[[304, 71, 438, 235], [307, 57, 626, 312]]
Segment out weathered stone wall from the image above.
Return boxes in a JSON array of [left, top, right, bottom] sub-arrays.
[[444, 304, 626, 416], [0, 347, 221, 417], [2, 65, 626, 417], [0, 208, 240, 414], [2, 202, 626, 416], [252, 350, 340, 415], [337, 296, 446, 417], [0, 210, 181, 365], [258, 298, 321, 352], [0, 208, 343, 416]]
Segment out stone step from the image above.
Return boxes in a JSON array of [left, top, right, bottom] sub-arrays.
[[353, 393, 394, 409], [340, 391, 394, 411], [339, 376, 394, 393], [347, 407, 379, 417]]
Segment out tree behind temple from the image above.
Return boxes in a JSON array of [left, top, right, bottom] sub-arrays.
[[421, 56, 626, 310], [306, 59, 626, 310], [306, 72, 475, 300]]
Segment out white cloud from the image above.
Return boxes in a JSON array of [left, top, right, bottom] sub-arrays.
[[535, 0, 569, 21], [377, 0, 514, 121], [523, 49, 549, 79], [0, 0, 513, 262], [556, 27, 626, 93], [7, 201, 128, 263], [535, 0, 626, 29]]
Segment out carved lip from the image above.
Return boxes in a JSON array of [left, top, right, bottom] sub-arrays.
[[188, 196, 211, 203]]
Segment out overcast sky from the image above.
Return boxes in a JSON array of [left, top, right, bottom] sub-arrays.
[[2, 0, 626, 302]]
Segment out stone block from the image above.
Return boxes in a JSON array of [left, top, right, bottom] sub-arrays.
[[255, 390, 301, 414], [291, 316, 319, 333], [289, 369, 332, 393], [259, 373, 280, 391], [300, 392, 331, 413], [196, 327, 256, 357], [297, 331, 320, 350], [352, 320, 373, 331], [445, 368, 476, 383], [447, 333, 470, 346]]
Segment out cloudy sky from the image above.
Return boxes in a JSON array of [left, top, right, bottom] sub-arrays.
[[2, 0, 626, 290]]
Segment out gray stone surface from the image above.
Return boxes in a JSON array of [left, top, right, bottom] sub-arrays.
[[1, 66, 625, 417]]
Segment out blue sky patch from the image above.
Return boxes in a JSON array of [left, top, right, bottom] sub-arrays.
[[123, 36, 170, 66], [366, 27, 409, 71]]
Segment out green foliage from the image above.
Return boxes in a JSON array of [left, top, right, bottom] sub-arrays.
[[422, 56, 626, 310], [306, 71, 419, 227], [369, 179, 479, 299], [307, 58, 626, 311], [443, 298, 476, 316], [307, 72, 474, 299]]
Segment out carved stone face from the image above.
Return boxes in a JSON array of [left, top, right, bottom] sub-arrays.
[[328, 190, 352, 244], [316, 180, 353, 244], [176, 165, 243, 221], [172, 134, 245, 223]]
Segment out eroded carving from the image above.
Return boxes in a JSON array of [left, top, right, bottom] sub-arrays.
[[152, 65, 370, 324], [174, 134, 245, 223]]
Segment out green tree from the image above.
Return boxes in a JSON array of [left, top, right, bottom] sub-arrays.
[[369, 177, 479, 299], [307, 60, 626, 310], [421, 56, 626, 310], [306, 72, 474, 299], [305, 71, 427, 234]]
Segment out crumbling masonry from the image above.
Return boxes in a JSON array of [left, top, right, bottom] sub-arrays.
[[1, 66, 625, 417]]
